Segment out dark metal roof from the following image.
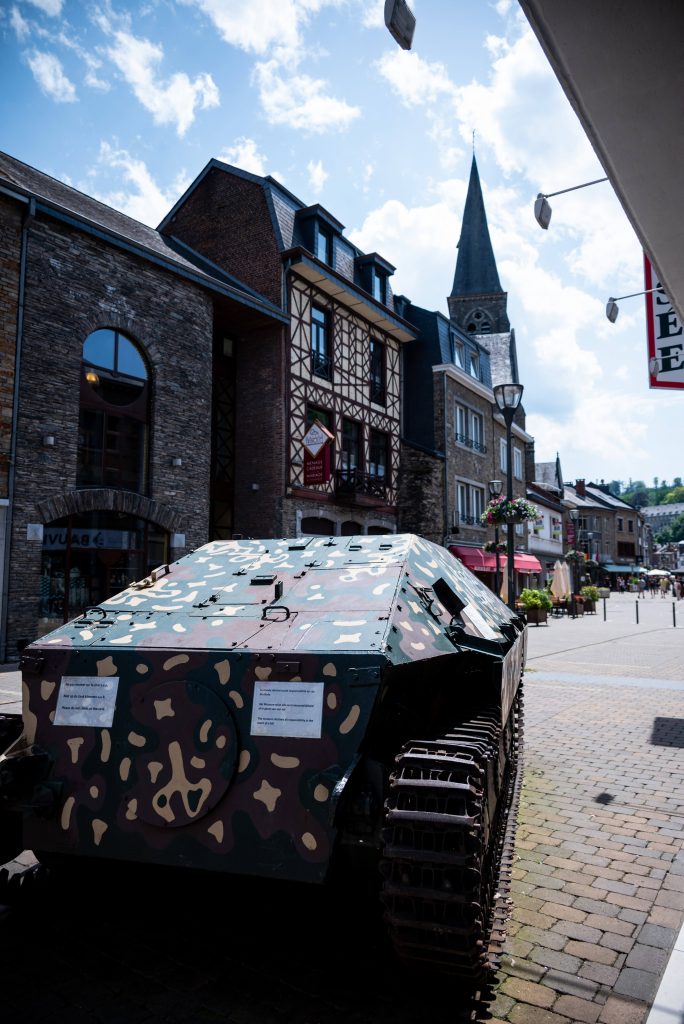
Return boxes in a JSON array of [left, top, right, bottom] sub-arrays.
[[0, 150, 287, 323], [451, 155, 503, 297]]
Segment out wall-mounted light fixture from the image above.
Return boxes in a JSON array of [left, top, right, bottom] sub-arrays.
[[649, 357, 662, 375], [42, 435, 55, 447], [171, 456, 182, 467], [534, 177, 608, 230], [384, 0, 415, 50], [85, 369, 100, 385], [606, 287, 662, 323]]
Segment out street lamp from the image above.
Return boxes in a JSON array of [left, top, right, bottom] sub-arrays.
[[488, 479, 503, 596], [533, 176, 608, 230], [569, 509, 580, 618], [493, 382, 524, 611]]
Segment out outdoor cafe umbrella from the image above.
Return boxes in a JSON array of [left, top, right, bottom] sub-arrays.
[[646, 568, 670, 577], [550, 560, 571, 601]]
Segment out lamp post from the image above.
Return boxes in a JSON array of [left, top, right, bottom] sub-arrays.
[[488, 479, 503, 596], [493, 383, 524, 611], [569, 509, 580, 618]]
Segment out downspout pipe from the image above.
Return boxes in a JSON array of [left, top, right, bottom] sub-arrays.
[[0, 196, 34, 663]]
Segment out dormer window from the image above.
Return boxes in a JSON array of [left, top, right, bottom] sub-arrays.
[[315, 224, 332, 265], [355, 252, 395, 307], [452, 335, 464, 368], [371, 267, 387, 304], [469, 352, 480, 379]]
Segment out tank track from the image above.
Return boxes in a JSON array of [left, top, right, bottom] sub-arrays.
[[380, 683, 524, 980]]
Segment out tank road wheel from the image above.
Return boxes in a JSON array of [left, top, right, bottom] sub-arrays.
[[379, 687, 524, 980]]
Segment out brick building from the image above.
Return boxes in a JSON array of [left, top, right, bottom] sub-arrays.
[[0, 152, 286, 659]]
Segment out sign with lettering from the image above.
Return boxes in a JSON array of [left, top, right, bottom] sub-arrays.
[[54, 676, 119, 727], [303, 418, 333, 485], [644, 253, 684, 389], [250, 681, 324, 738]]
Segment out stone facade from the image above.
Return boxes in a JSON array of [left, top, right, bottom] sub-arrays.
[[3, 204, 214, 656], [396, 442, 444, 543]]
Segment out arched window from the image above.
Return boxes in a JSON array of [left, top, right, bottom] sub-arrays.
[[301, 517, 335, 536], [341, 520, 362, 536], [77, 329, 150, 492], [466, 309, 492, 334]]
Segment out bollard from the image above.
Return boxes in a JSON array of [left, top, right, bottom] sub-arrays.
[[636, 599, 639, 625], [603, 596, 607, 621], [674, 601, 677, 628]]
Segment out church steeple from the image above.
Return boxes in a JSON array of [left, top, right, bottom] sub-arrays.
[[448, 155, 510, 335]]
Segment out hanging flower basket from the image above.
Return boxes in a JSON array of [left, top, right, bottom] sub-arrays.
[[484, 540, 507, 553], [564, 549, 585, 564], [480, 496, 539, 527]]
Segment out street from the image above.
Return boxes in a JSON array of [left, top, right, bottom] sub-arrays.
[[1, 592, 683, 1024]]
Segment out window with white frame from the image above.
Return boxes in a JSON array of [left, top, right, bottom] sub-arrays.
[[513, 446, 523, 480], [456, 481, 485, 526], [469, 352, 479, 379], [453, 337, 464, 368], [455, 403, 486, 453]]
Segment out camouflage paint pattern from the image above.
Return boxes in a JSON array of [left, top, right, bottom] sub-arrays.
[[9, 534, 524, 883]]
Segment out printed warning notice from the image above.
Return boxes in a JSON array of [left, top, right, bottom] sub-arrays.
[[54, 676, 119, 727], [250, 681, 324, 738]]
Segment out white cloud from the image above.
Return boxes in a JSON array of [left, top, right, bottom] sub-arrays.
[[25, 0, 63, 14], [360, 0, 385, 29], [307, 158, 328, 195], [97, 14, 219, 136], [86, 142, 190, 227], [180, 0, 356, 134], [25, 50, 77, 102], [254, 60, 359, 133], [376, 49, 456, 108], [10, 7, 31, 41], [217, 137, 269, 176]]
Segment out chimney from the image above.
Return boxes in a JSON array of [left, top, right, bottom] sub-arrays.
[[576, 479, 586, 497]]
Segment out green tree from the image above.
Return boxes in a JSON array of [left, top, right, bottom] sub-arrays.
[[662, 486, 684, 504], [657, 512, 684, 544]]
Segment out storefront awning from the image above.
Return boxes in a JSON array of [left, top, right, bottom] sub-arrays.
[[449, 546, 498, 571], [599, 563, 637, 573], [513, 553, 543, 573], [449, 547, 542, 574]]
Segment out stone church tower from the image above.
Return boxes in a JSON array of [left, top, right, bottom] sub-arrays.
[[448, 155, 519, 386]]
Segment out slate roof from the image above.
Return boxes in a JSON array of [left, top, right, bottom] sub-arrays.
[[451, 155, 503, 297], [478, 330, 518, 387], [0, 150, 286, 322]]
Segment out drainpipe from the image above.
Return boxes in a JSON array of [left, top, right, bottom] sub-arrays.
[[442, 371, 449, 547], [1, 197, 34, 663]]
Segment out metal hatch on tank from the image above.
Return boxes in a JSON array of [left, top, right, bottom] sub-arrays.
[[0, 533, 526, 980]]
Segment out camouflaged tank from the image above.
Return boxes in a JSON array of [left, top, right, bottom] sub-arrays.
[[0, 533, 526, 979]]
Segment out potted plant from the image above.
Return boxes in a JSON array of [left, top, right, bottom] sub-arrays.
[[518, 587, 552, 625], [580, 585, 599, 613], [483, 540, 506, 553], [480, 496, 539, 526]]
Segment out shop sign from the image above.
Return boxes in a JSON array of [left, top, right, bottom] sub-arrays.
[[645, 253, 684, 389], [43, 528, 134, 551], [303, 419, 334, 486]]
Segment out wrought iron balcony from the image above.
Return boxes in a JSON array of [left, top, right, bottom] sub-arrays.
[[335, 468, 387, 500], [455, 432, 487, 454], [311, 351, 332, 380], [459, 513, 484, 527]]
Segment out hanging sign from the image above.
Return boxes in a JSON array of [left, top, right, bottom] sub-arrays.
[[303, 419, 334, 485], [644, 253, 684, 389]]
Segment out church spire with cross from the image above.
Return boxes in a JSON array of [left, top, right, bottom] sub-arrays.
[[448, 153, 510, 337]]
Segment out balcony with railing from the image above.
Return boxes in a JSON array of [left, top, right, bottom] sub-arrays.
[[335, 468, 387, 503], [455, 432, 487, 454], [311, 351, 332, 380]]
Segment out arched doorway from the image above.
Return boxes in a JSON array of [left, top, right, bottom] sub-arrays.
[[39, 511, 168, 630]]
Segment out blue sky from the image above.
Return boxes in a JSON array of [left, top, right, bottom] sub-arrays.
[[1, 0, 679, 491]]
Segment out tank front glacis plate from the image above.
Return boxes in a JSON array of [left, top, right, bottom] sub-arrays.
[[22, 644, 383, 883], [19, 534, 522, 882]]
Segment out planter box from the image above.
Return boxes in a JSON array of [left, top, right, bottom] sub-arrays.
[[583, 599, 596, 614], [524, 607, 548, 625]]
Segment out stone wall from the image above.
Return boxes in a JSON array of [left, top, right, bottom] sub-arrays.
[[5, 206, 214, 655], [396, 441, 444, 543], [0, 195, 21, 498]]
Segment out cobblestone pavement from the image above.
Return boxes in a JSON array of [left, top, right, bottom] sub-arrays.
[[0, 593, 682, 1023]]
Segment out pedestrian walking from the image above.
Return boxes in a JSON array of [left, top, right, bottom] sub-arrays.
[[660, 576, 669, 598], [676, 578, 682, 601], [638, 576, 646, 598]]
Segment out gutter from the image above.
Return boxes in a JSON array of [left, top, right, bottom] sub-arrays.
[[1, 196, 34, 662]]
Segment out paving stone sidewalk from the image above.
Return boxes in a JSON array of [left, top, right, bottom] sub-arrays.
[[485, 596, 684, 1024]]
